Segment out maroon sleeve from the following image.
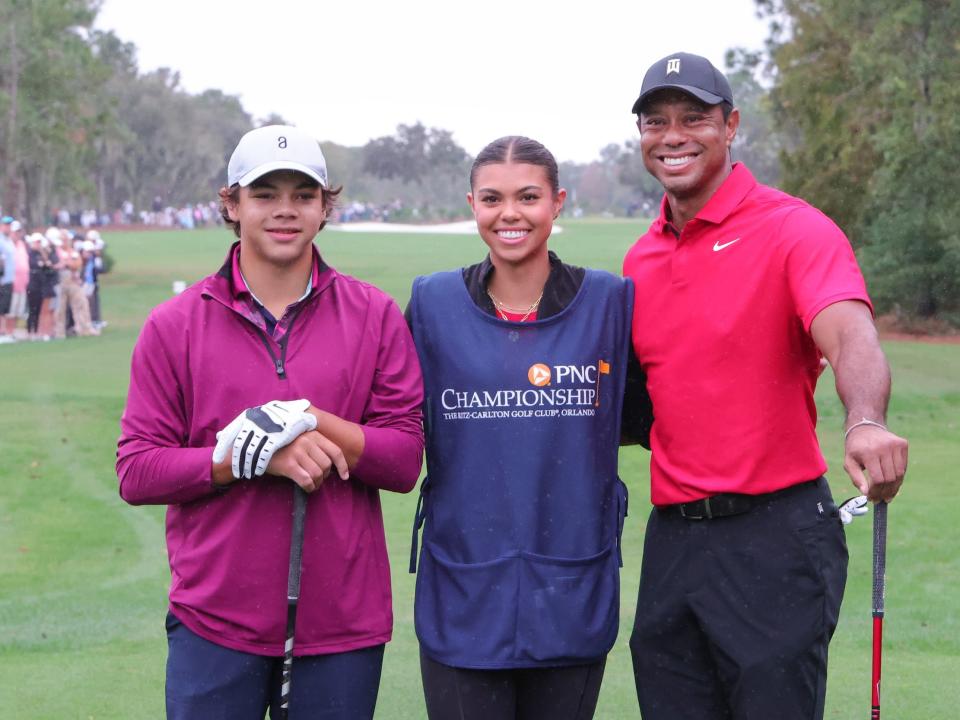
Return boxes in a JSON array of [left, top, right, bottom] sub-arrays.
[[780, 207, 873, 331], [116, 313, 219, 505], [352, 298, 425, 493]]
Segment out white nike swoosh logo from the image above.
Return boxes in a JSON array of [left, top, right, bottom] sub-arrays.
[[713, 238, 740, 252]]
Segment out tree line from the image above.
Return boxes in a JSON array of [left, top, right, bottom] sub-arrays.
[[1, 0, 956, 324], [755, 0, 959, 324]]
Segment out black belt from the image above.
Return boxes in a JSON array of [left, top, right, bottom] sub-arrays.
[[662, 493, 756, 520], [661, 479, 821, 521]]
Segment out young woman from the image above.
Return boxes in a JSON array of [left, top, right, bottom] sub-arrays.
[[408, 136, 643, 719]]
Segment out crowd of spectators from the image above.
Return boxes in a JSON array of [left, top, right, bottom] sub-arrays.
[[47, 197, 417, 232], [336, 199, 406, 223], [51, 198, 224, 231], [136, 198, 222, 229], [0, 216, 107, 344]]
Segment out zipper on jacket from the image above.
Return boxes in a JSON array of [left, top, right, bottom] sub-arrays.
[[254, 328, 286, 379], [252, 303, 305, 380]]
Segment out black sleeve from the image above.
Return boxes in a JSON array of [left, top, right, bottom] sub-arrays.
[[620, 346, 653, 450]]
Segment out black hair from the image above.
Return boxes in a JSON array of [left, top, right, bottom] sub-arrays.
[[470, 136, 560, 196]]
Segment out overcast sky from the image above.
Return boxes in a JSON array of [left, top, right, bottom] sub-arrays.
[[95, 0, 769, 164]]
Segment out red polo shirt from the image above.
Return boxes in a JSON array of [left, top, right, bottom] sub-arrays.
[[623, 164, 871, 505]]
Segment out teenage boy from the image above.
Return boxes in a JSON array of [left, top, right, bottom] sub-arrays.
[[117, 125, 424, 719], [622, 53, 908, 720]]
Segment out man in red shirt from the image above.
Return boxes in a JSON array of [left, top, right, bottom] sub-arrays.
[[622, 52, 908, 720]]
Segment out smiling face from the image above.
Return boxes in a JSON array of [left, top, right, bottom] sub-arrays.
[[638, 89, 739, 209], [467, 162, 565, 269], [224, 170, 326, 269]]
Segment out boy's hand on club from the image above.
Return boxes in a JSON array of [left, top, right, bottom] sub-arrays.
[[266, 431, 349, 493], [212, 398, 318, 480]]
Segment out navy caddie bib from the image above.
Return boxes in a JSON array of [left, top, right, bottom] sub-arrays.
[[408, 267, 633, 669]]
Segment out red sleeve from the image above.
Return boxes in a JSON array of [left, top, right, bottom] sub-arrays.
[[116, 313, 219, 505], [352, 298, 425, 493], [779, 207, 873, 331]]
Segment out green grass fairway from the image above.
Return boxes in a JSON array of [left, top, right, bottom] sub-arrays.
[[1, 220, 957, 719]]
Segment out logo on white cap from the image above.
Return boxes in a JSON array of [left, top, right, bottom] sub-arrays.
[[227, 125, 328, 188], [666, 58, 681, 75]]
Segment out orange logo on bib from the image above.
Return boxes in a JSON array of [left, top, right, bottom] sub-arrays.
[[528, 363, 551, 387]]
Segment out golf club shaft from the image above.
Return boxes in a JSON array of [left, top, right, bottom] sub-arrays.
[[280, 485, 309, 719], [871, 501, 888, 719], [871, 616, 883, 719]]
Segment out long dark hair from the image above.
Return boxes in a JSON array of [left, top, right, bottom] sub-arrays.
[[470, 136, 560, 196]]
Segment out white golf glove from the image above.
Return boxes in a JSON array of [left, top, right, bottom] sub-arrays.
[[212, 399, 317, 480], [838, 495, 869, 525]]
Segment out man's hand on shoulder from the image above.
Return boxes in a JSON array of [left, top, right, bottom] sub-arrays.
[[844, 420, 908, 503]]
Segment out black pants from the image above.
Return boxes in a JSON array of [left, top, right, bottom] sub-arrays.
[[420, 648, 605, 720], [630, 478, 848, 720], [26, 285, 43, 334], [89, 284, 101, 323]]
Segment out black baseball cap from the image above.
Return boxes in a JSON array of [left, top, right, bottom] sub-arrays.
[[632, 52, 734, 114]]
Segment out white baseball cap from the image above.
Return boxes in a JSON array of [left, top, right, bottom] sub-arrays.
[[227, 125, 328, 188]]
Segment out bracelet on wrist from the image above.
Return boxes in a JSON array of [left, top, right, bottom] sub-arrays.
[[844, 417, 887, 441]]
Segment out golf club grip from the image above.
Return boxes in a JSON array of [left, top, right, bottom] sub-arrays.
[[872, 501, 887, 616], [871, 501, 887, 720], [288, 486, 308, 600]]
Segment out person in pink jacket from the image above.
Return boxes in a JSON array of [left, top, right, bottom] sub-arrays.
[[117, 125, 424, 720]]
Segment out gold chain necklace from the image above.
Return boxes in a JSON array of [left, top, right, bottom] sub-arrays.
[[487, 289, 544, 322]]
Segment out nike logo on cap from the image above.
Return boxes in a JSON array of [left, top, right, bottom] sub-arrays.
[[713, 238, 740, 252]]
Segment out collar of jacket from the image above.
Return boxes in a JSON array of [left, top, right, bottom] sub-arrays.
[[200, 241, 334, 312]]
